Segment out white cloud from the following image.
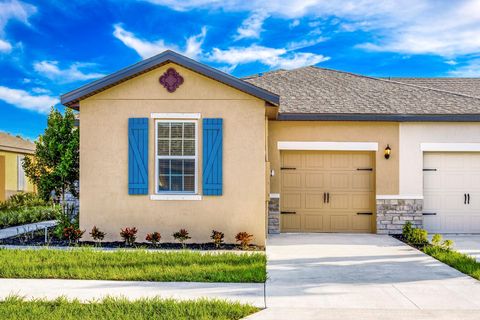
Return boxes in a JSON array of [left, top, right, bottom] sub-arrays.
[[144, 0, 480, 58], [449, 59, 480, 77], [113, 24, 206, 59], [0, 86, 57, 113], [33, 61, 105, 83], [0, 0, 36, 53], [208, 45, 329, 70], [234, 11, 269, 40], [289, 19, 300, 28], [445, 60, 457, 66], [31, 87, 50, 94]]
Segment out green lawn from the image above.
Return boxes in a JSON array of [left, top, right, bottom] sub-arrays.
[[424, 245, 480, 280], [0, 248, 266, 283], [0, 296, 258, 320]]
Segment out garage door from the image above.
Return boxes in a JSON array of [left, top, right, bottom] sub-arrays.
[[424, 153, 480, 233], [280, 151, 375, 233]]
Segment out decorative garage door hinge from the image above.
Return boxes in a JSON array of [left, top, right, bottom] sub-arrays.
[[280, 167, 296, 170], [356, 168, 373, 171], [423, 168, 437, 171], [281, 211, 296, 214]]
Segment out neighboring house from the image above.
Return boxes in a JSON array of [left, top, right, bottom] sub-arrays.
[[0, 132, 35, 201], [61, 50, 480, 245]]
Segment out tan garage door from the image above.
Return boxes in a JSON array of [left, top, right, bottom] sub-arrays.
[[280, 151, 375, 233]]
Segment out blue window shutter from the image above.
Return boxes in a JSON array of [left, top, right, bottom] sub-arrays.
[[202, 118, 223, 195], [128, 118, 148, 195]]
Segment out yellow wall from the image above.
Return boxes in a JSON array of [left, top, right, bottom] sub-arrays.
[[0, 150, 34, 200], [80, 63, 267, 245], [268, 121, 399, 195]]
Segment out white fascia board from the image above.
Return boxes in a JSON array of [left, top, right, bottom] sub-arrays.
[[277, 141, 378, 151], [151, 113, 201, 119], [376, 195, 424, 200], [421, 143, 480, 152]]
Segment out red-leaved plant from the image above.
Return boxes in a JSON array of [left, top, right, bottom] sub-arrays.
[[210, 230, 225, 249], [235, 232, 254, 250], [145, 232, 161, 247], [120, 227, 138, 246], [63, 226, 85, 245], [172, 229, 191, 249], [90, 226, 106, 246]]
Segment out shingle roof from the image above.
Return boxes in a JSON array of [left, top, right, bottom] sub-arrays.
[[0, 132, 35, 154], [387, 78, 480, 99], [244, 66, 480, 120], [61, 50, 279, 108]]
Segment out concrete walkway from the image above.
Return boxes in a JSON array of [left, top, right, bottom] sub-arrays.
[[0, 220, 57, 240], [248, 233, 480, 319], [0, 278, 264, 306]]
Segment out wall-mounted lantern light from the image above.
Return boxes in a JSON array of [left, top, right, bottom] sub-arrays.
[[384, 144, 392, 159]]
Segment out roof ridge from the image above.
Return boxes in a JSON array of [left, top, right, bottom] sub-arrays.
[[308, 66, 480, 102]]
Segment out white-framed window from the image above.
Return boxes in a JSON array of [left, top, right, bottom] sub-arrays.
[[155, 119, 198, 194]]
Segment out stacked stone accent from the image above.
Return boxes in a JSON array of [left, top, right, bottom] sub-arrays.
[[268, 197, 280, 234], [376, 199, 423, 235]]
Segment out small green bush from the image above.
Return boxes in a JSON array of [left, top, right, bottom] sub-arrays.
[[0, 205, 60, 229], [410, 228, 428, 245], [402, 221, 413, 241], [431, 234, 443, 246], [442, 239, 454, 250], [0, 192, 45, 211]]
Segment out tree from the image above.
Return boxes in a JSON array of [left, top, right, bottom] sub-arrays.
[[23, 107, 79, 203]]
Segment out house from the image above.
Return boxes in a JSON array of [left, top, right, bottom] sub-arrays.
[[0, 132, 35, 201], [61, 50, 480, 245]]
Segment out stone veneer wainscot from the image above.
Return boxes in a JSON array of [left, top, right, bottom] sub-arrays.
[[268, 196, 280, 234], [376, 198, 423, 234]]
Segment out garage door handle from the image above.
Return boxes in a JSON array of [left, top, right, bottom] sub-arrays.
[[323, 192, 326, 203], [357, 212, 372, 215], [281, 211, 296, 215], [357, 168, 373, 171], [280, 167, 296, 170], [327, 192, 330, 203], [465, 193, 467, 204], [423, 212, 437, 215], [468, 193, 471, 204]]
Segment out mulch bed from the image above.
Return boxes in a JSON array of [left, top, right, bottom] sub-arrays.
[[0, 231, 260, 251], [391, 234, 427, 250]]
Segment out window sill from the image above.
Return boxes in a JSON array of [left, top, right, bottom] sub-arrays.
[[150, 194, 202, 201]]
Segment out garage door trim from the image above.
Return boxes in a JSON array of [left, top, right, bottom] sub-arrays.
[[278, 141, 379, 151]]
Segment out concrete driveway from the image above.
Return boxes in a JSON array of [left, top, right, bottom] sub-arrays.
[[247, 233, 480, 319], [445, 235, 480, 262]]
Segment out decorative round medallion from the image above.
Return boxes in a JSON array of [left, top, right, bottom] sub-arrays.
[[159, 68, 184, 93]]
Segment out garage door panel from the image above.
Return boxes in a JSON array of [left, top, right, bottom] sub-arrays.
[[424, 153, 480, 234], [305, 193, 325, 209], [281, 214, 301, 231], [352, 193, 372, 210], [329, 193, 350, 210], [282, 172, 302, 188], [281, 151, 374, 233], [282, 193, 302, 210], [305, 173, 326, 188], [352, 215, 372, 231], [304, 215, 324, 231]]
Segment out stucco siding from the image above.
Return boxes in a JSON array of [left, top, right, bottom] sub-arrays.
[[80, 63, 267, 246], [268, 121, 399, 196], [0, 150, 34, 199], [399, 122, 480, 196]]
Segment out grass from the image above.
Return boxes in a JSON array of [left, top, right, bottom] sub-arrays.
[[0, 248, 267, 282], [423, 245, 480, 280], [0, 296, 259, 320]]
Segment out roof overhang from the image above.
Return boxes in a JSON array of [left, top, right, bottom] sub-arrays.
[[277, 113, 480, 122], [61, 50, 279, 109]]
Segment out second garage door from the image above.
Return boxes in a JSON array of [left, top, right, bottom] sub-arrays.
[[424, 153, 480, 233], [280, 151, 375, 233]]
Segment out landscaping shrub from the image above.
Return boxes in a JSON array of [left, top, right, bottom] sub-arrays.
[[120, 227, 138, 246], [402, 221, 413, 241], [146, 232, 161, 247], [173, 229, 191, 249], [409, 228, 428, 246], [89, 226, 106, 244], [0, 192, 45, 211], [431, 233, 443, 246], [211, 230, 225, 249], [235, 232, 254, 250], [0, 206, 60, 229], [63, 226, 85, 245]]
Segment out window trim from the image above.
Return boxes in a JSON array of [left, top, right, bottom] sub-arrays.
[[154, 119, 199, 195]]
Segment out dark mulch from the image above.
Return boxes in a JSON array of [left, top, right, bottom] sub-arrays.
[[0, 231, 260, 251], [391, 234, 427, 250]]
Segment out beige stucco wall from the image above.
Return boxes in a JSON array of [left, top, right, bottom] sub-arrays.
[[0, 150, 34, 200], [268, 121, 399, 195], [80, 63, 267, 246], [399, 122, 480, 196]]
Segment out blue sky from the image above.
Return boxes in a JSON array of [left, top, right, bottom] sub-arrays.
[[1, 0, 480, 140]]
